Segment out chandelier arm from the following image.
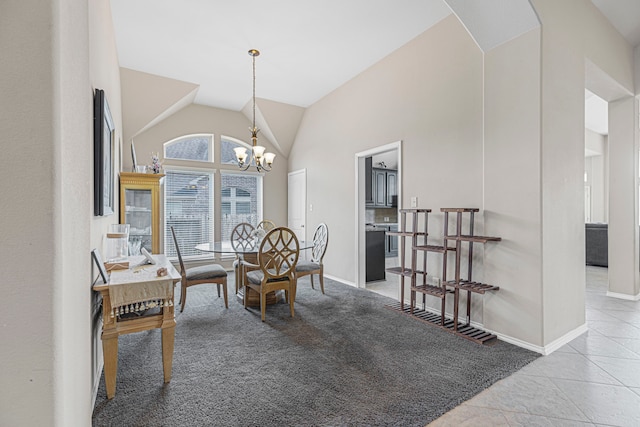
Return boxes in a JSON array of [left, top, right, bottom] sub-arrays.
[[238, 158, 252, 172]]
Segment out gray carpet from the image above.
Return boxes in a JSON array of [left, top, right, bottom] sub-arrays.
[[92, 276, 539, 426]]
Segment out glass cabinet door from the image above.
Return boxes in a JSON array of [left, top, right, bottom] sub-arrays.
[[124, 188, 152, 254], [119, 172, 164, 255]]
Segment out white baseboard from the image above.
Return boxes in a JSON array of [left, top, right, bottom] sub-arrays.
[[324, 274, 356, 287], [606, 290, 640, 301]]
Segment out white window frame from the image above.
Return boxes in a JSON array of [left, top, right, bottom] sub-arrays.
[[161, 134, 265, 260], [164, 133, 214, 163]]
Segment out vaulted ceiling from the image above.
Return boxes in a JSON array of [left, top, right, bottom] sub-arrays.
[[111, 0, 638, 141]]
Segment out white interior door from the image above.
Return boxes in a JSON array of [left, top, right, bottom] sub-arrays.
[[288, 169, 306, 243]]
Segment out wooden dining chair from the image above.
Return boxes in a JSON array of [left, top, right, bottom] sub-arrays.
[[243, 227, 299, 321], [257, 219, 276, 232], [230, 222, 256, 293], [295, 223, 329, 294], [170, 226, 228, 312]]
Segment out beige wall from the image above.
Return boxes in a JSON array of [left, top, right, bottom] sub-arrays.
[[289, 15, 484, 285], [88, 0, 124, 413], [1, 0, 121, 424], [530, 0, 635, 346], [484, 27, 543, 346]]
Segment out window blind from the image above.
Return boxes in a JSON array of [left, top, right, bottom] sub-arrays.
[[220, 172, 261, 242], [164, 169, 214, 258]]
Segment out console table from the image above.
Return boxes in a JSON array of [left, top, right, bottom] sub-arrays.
[[93, 254, 180, 399]]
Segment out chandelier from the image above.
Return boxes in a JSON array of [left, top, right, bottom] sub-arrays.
[[234, 49, 275, 172]]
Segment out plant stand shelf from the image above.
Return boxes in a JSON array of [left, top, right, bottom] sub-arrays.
[[384, 301, 498, 345], [384, 207, 501, 345]]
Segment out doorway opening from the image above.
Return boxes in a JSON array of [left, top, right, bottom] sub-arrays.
[[355, 141, 402, 297]]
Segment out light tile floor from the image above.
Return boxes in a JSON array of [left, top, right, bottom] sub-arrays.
[[423, 266, 640, 427], [364, 256, 401, 300]]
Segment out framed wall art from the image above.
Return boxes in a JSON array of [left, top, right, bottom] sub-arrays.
[[94, 88, 115, 216]]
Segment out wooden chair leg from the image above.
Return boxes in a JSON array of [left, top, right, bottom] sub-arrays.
[[216, 283, 221, 298], [291, 280, 297, 304], [260, 291, 267, 322], [319, 269, 325, 294], [289, 284, 295, 318], [222, 279, 228, 308], [234, 261, 240, 294], [310, 274, 315, 289]]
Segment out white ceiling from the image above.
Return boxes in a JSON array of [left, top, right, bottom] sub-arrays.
[[110, 0, 452, 111], [591, 0, 640, 48], [110, 0, 638, 132]]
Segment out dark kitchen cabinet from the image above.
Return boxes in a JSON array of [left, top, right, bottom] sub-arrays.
[[367, 165, 397, 208], [366, 230, 386, 282], [374, 169, 387, 206], [365, 155, 397, 208], [386, 171, 397, 207]]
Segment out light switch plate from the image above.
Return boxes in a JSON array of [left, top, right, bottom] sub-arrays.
[[411, 196, 418, 207]]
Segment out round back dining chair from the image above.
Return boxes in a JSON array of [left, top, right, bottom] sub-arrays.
[[257, 219, 276, 232], [243, 226, 299, 321], [230, 222, 255, 293], [295, 223, 329, 294]]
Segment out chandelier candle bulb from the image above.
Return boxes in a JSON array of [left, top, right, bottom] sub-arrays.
[[253, 146, 265, 158], [234, 147, 248, 164], [263, 152, 276, 165]]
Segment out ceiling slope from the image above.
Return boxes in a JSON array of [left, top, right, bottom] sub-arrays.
[[445, 0, 540, 52], [241, 98, 306, 157], [120, 68, 199, 142]]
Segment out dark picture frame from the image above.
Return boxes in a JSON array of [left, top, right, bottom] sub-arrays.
[[91, 248, 109, 284], [94, 88, 115, 216]]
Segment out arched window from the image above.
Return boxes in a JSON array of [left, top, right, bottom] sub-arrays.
[[220, 135, 251, 165], [162, 133, 263, 259], [164, 134, 213, 162]]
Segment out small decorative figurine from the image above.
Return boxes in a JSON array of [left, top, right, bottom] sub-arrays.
[[149, 152, 163, 174]]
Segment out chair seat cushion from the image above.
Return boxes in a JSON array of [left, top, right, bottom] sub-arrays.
[[186, 263, 227, 280], [296, 260, 320, 272], [246, 269, 288, 285]]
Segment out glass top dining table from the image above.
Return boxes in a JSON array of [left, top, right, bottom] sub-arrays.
[[195, 240, 312, 255]]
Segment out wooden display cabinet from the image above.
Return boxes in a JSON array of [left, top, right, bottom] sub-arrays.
[[119, 172, 164, 254]]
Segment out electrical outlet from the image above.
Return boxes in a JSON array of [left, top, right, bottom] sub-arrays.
[[433, 277, 441, 286], [384, 217, 389, 222], [411, 196, 418, 208], [309, 204, 313, 212]]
